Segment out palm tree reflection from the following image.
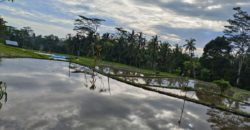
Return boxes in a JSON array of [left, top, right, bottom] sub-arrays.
[[178, 90, 187, 126], [178, 85, 196, 127], [68, 62, 111, 94], [89, 72, 97, 90], [81, 68, 111, 94], [0, 81, 7, 110]]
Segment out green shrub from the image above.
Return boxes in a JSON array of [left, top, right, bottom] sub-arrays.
[[213, 80, 231, 94], [0, 38, 5, 44], [155, 71, 160, 75], [172, 68, 181, 75], [199, 68, 211, 81], [180, 86, 194, 91]]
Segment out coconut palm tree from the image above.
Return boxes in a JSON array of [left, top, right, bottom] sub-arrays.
[[184, 38, 197, 78], [184, 38, 196, 58]]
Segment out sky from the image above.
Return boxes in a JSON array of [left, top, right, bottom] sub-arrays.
[[0, 0, 250, 55]]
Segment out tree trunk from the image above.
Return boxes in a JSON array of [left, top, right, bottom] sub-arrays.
[[193, 66, 196, 78], [92, 42, 95, 57], [236, 55, 245, 86]]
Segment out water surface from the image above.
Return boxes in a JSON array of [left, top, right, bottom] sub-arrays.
[[0, 58, 249, 130]]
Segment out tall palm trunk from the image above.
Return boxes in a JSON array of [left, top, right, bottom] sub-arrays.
[[236, 55, 245, 86]]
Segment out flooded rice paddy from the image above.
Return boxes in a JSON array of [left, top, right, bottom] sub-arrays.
[[0, 58, 249, 130]]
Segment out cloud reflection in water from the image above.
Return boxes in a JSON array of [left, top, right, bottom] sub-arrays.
[[0, 58, 249, 130]]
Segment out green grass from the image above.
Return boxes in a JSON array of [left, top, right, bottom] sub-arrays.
[[229, 87, 250, 100], [0, 43, 48, 59], [0, 43, 176, 77]]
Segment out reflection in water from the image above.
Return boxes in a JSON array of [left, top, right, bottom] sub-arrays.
[[115, 75, 250, 114], [178, 89, 197, 127], [71, 64, 112, 94], [68, 59, 71, 77], [195, 82, 250, 113], [100, 66, 145, 77], [178, 91, 187, 126], [207, 108, 250, 130], [118, 76, 195, 89], [0, 81, 7, 110], [89, 72, 96, 90], [0, 58, 249, 130]]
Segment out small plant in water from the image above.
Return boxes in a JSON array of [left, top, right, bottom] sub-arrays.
[[213, 80, 231, 94], [180, 86, 193, 91]]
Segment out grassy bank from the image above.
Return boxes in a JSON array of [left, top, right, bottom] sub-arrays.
[[0, 43, 175, 77], [72, 57, 176, 77], [0, 43, 48, 59]]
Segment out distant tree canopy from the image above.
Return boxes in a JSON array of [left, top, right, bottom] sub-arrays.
[[0, 17, 7, 41], [0, 7, 250, 90], [74, 15, 105, 56], [0, 0, 14, 2], [200, 36, 233, 81], [74, 15, 105, 36], [224, 7, 250, 87]]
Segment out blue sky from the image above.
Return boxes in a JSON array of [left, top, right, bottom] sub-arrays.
[[0, 0, 250, 55]]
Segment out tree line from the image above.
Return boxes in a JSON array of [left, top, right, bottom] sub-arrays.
[[0, 7, 249, 90]]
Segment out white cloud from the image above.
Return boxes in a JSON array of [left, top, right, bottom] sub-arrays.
[[55, 0, 227, 43], [3, 16, 74, 37], [183, 0, 197, 4], [1, 5, 73, 27], [195, 47, 204, 57], [236, 2, 250, 6], [56, 0, 80, 6], [160, 34, 182, 42], [206, 5, 222, 10]]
